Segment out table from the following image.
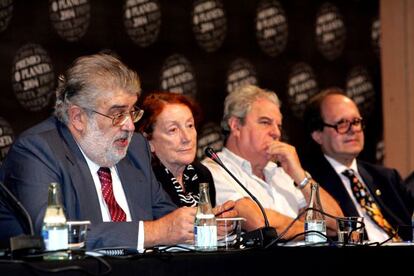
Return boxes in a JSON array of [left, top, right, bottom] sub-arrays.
[[0, 244, 411, 275]]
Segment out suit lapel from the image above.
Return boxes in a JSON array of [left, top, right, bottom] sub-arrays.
[[318, 156, 359, 216], [56, 122, 103, 222], [357, 163, 383, 207], [116, 158, 142, 220], [357, 162, 404, 225]]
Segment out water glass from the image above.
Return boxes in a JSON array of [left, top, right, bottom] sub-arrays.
[[337, 217, 364, 245], [216, 217, 245, 250], [67, 220, 90, 250]]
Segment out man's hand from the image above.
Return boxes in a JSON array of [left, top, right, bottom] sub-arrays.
[[144, 207, 196, 246], [266, 140, 306, 184], [213, 200, 238, 218], [213, 200, 240, 239]]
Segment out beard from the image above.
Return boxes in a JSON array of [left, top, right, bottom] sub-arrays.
[[78, 117, 133, 167]]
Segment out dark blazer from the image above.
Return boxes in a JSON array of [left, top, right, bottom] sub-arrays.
[[0, 117, 177, 249], [302, 151, 413, 241]]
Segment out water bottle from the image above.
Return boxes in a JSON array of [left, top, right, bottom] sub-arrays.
[[304, 181, 327, 244], [42, 182, 68, 252], [194, 182, 217, 251]]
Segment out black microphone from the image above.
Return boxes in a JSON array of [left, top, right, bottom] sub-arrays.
[[0, 181, 43, 254], [204, 147, 278, 247]]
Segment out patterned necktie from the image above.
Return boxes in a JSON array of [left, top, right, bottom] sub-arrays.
[[97, 167, 127, 222], [342, 169, 400, 241]]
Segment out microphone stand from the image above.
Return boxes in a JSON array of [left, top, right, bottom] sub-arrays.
[[0, 181, 44, 254], [204, 148, 278, 247]]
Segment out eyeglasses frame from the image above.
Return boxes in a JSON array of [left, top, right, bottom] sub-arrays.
[[322, 117, 364, 134], [84, 106, 144, 126]]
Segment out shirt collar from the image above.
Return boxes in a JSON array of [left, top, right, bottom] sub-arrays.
[[222, 147, 251, 172], [324, 154, 358, 175], [222, 147, 278, 176]]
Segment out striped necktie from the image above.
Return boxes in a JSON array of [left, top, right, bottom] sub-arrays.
[[97, 167, 127, 222]]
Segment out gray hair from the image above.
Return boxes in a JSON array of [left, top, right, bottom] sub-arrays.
[[54, 53, 141, 124], [221, 85, 281, 132]]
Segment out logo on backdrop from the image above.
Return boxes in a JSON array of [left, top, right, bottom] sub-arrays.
[[49, 0, 90, 42], [0, 117, 13, 165], [192, 0, 227, 53], [160, 54, 197, 98], [197, 122, 224, 160], [124, 0, 161, 47], [255, 0, 288, 57], [371, 17, 380, 57], [11, 44, 55, 112], [346, 66, 375, 119], [226, 58, 257, 94], [0, 0, 13, 33], [315, 2, 346, 61], [287, 62, 318, 119]]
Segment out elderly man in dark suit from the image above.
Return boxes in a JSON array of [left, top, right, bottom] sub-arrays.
[[302, 88, 413, 242], [0, 53, 200, 250]]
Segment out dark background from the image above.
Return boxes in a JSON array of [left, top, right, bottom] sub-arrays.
[[0, 0, 381, 164]]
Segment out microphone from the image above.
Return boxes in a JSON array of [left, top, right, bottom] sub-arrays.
[[0, 181, 44, 254], [204, 147, 278, 247]]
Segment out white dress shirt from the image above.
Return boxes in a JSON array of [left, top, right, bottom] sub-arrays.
[[324, 155, 390, 242], [202, 147, 307, 218], [80, 149, 144, 251], [82, 153, 131, 222]]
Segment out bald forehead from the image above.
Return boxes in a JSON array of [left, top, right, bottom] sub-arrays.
[[321, 94, 359, 117]]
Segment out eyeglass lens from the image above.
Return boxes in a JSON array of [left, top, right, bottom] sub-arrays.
[[337, 119, 363, 133], [113, 109, 143, 126]]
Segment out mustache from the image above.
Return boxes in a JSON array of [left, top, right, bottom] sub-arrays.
[[114, 131, 133, 141]]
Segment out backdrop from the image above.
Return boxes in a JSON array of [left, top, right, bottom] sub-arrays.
[[0, 0, 381, 165]]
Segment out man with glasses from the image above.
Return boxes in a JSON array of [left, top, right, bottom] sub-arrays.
[[302, 88, 413, 242], [0, 53, 202, 250]]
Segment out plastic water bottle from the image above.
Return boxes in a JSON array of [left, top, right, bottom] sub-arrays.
[[194, 182, 217, 251], [305, 182, 327, 244], [42, 182, 68, 252]]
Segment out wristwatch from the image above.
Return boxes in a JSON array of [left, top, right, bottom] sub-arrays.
[[295, 171, 312, 190]]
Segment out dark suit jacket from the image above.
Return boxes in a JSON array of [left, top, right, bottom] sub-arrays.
[[0, 117, 177, 249], [302, 151, 413, 241]]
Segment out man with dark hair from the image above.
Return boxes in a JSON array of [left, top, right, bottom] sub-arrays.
[[302, 88, 413, 241]]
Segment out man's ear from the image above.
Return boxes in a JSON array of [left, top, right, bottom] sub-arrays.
[[68, 105, 87, 132], [311, 130, 323, 145], [228, 116, 241, 136]]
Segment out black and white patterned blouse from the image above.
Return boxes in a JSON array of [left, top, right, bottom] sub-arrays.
[[152, 160, 216, 207]]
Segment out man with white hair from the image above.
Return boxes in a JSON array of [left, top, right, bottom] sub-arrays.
[[203, 85, 343, 240]]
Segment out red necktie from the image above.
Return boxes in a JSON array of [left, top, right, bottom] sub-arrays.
[[97, 167, 127, 222], [342, 169, 400, 241]]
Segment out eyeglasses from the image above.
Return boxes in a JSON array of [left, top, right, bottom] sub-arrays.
[[323, 117, 364, 134], [85, 106, 144, 126]]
